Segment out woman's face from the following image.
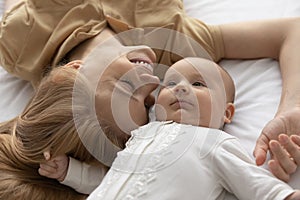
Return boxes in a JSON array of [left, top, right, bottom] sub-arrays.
[[94, 47, 159, 139], [73, 31, 160, 149]]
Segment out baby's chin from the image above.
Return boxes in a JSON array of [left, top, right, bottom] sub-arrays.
[[157, 116, 223, 129], [156, 116, 201, 127], [173, 118, 202, 126]]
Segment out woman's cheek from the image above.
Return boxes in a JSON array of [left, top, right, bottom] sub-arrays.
[[129, 100, 148, 126]]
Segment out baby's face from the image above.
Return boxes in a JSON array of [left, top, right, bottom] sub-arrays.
[[156, 58, 231, 128]]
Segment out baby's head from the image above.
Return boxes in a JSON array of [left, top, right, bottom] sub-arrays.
[[155, 57, 235, 129]]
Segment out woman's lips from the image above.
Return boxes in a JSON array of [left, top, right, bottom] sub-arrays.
[[130, 59, 154, 74]]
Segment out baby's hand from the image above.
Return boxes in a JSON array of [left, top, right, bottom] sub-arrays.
[[268, 134, 300, 182], [286, 190, 300, 200], [38, 151, 69, 182]]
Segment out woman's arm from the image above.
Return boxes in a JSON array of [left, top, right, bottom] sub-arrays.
[[219, 18, 300, 59], [220, 17, 300, 179]]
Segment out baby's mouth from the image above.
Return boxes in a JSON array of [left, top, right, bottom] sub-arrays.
[[171, 99, 193, 108]]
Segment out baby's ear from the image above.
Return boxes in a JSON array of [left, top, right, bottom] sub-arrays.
[[224, 103, 235, 124]]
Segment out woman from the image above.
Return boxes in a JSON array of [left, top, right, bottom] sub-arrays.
[[1, 0, 300, 181]]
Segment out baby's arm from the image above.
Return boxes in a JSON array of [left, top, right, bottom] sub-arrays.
[[39, 152, 107, 194], [215, 137, 295, 199], [62, 157, 107, 194]]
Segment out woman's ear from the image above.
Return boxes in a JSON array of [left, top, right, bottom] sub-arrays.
[[64, 60, 82, 69], [224, 103, 235, 124]]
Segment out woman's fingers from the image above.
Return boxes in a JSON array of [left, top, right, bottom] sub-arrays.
[[268, 159, 290, 182], [253, 133, 270, 166], [279, 135, 300, 166], [269, 139, 297, 175], [291, 135, 300, 146], [254, 117, 286, 166]]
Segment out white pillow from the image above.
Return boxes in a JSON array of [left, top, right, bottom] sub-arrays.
[[0, 67, 33, 122]]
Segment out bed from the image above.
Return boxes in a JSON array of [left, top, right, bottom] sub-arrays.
[[184, 0, 300, 188], [0, 0, 300, 191]]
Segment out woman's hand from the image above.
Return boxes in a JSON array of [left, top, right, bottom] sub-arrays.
[[38, 151, 69, 182], [268, 134, 300, 182], [254, 108, 300, 165], [253, 107, 300, 181]]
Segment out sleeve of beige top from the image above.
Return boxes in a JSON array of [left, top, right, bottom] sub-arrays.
[[0, 0, 107, 86], [132, 0, 225, 62]]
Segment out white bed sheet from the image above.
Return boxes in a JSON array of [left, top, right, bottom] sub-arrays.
[[0, 0, 299, 189], [184, 0, 300, 188]]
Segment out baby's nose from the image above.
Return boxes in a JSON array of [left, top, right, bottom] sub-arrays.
[[174, 83, 189, 94]]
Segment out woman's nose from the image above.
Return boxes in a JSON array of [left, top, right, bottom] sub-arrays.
[[136, 74, 159, 104]]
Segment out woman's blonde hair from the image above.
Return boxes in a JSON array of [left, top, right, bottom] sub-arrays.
[[0, 66, 104, 200]]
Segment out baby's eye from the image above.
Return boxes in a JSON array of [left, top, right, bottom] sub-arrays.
[[192, 81, 206, 87]]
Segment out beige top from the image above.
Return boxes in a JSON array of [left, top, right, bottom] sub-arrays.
[[0, 0, 224, 86]]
